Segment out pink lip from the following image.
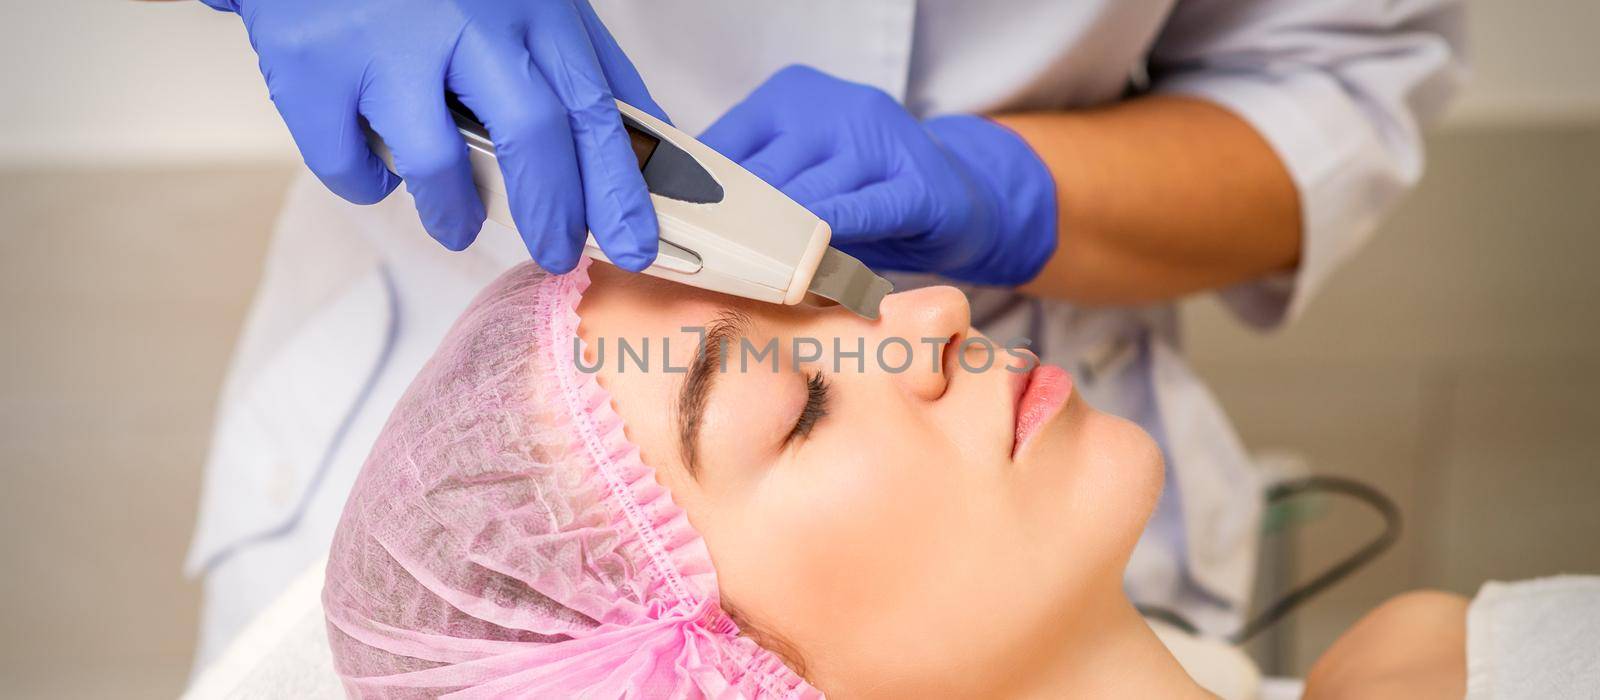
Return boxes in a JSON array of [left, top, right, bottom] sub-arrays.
[[1012, 363, 1074, 458]]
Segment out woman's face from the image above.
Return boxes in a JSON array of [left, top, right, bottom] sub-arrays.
[[577, 264, 1164, 697]]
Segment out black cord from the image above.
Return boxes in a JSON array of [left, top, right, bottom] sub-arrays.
[[1134, 475, 1402, 644], [1137, 604, 1200, 635], [1230, 475, 1402, 644]]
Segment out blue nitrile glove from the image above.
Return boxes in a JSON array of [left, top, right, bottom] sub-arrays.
[[698, 65, 1057, 286], [198, 0, 666, 273]]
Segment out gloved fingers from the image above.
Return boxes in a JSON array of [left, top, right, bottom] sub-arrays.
[[805, 176, 930, 244], [779, 156, 880, 210], [359, 76, 485, 251], [447, 33, 587, 272], [523, 2, 658, 272], [835, 241, 913, 274], [737, 136, 829, 190], [571, 0, 669, 123], [270, 79, 398, 206], [697, 92, 784, 163]]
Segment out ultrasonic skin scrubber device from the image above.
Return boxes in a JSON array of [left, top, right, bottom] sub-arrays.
[[367, 99, 893, 320]]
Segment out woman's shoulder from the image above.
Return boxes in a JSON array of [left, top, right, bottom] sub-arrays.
[[1304, 590, 1468, 700]]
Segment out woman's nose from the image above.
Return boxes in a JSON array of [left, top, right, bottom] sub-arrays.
[[876, 286, 970, 401]]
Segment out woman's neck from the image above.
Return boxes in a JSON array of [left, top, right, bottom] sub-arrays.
[[1006, 594, 1212, 700]]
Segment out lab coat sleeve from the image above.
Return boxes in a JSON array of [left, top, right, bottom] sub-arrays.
[[1148, 0, 1468, 328]]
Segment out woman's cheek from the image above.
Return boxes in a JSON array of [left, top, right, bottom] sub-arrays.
[[766, 425, 945, 594]]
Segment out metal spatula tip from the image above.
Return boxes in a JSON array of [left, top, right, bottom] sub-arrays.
[[806, 248, 893, 320]]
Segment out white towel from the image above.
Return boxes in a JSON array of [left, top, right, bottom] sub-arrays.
[[1468, 575, 1600, 699], [183, 559, 340, 699]]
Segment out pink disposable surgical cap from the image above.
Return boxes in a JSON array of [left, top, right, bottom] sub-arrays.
[[322, 260, 819, 698]]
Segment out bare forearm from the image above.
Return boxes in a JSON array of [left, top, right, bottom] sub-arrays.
[[998, 95, 1300, 305]]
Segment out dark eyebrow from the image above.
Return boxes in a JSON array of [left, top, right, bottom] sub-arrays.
[[676, 308, 752, 479]]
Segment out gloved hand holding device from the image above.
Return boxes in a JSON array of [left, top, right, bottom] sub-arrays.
[[699, 65, 1058, 286], [199, 0, 665, 273]]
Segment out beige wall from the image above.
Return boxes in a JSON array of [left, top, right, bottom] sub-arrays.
[[1186, 124, 1600, 672], [0, 168, 289, 697]]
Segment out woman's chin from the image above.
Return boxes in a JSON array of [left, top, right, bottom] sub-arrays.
[[1016, 398, 1167, 566], [1092, 409, 1167, 521], [1023, 390, 1159, 477]]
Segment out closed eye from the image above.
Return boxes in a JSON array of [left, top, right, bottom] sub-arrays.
[[786, 371, 831, 444]]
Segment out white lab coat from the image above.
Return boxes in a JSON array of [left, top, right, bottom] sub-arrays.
[[187, 0, 1466, 667]]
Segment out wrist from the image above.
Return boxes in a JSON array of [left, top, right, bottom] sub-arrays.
[[924, 114, 1058, 286]]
